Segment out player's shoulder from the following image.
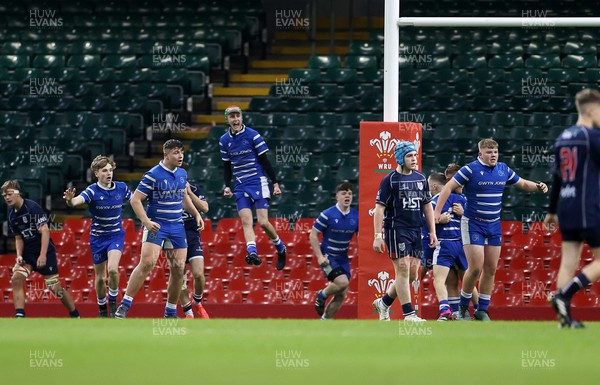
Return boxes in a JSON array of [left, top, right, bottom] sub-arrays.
[[244, 125, 259, 135], [411, 170, 427, 180], [24, 198, 42, 210], [114, 181, 130, 191], [219, 130, 231, 143], [321, 205, 337, 217]]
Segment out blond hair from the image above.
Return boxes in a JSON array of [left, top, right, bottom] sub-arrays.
[[90, 155, 116, 173], [1, 179, 21, 195], [575, 88, 600, 114], [478, 138, 498, 151]]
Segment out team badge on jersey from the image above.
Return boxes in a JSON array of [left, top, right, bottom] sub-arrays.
[[417, 182, 423, 189]]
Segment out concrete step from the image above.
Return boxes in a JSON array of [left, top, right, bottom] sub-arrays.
[[230, 73, 288, 83], [250, 60, 307, 69], [213, 86, 269, 97]]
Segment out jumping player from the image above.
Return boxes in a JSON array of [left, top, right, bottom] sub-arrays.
[[545, 88, 600, 328], [115, 140, 203, 318], [372, 141, 437, 322], [3, 180, 80, 318], [219, 105, 286, 269], [63, 156, 131, 317], [310, 183, 358, 320], [435, 138, 547, 321]]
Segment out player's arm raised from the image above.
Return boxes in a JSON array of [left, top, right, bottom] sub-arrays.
[[130, 190, 160, 232], [63, 188, 85, 207], [515, 178, 548, 193]]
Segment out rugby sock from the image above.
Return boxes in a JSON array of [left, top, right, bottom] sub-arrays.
[[272, 237, 285, 253], [318, 289, 328, 301], [165, 302, 177, 315], [472, 301, 479, 311], [478, 294, 491, 312], [193, 293, 203, 305], [108, 288, 119, 302], [381, 293, 394, 307], [246, 242, 258, 255], [560, 272, 591, 301], [401, 302, 415, 316], [15, 309, 25, 318], [69, 309, 80, 318], [182, 301, 194, 317], [97, 296, 107, 312], [448, 296, 460, 312], [459, 290, 472, 308], [439, 299, 450, 313], [121, 294, 134, 309]]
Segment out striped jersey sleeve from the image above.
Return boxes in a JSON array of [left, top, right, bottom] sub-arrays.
[[253, 133, 269, 156], [136, 171, 156, 196], [453, 164, 473, 186], [313, 212, 329, 233]]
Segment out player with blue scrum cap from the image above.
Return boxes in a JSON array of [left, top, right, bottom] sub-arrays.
[[115, 139, 203, 319], [435, 138, 547, 321], [372, 141, 437, 322], [63, 155, 132, 317], [219, 105, 286, 269], [3, 180, 80, 318]]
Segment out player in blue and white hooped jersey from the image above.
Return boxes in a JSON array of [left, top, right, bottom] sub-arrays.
[[426, 172, 468, 321], [435, 138, 548, 321], [115, 140, 204, 319], [3, 180, 80, 318], [219, 105, 287, 269], [372, 141, 438, 322], [310, 183, 358, 320], [545, 89, 600, 328], [63, 155, 131, 317]]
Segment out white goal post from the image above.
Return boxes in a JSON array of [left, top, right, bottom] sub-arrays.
[[383, 0, 600, 122]]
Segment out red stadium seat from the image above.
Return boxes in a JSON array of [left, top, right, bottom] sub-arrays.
[[215, 218, 242, 237], [147, 273, 167, 292], [0, 271, 11, 289], [63, 218, 91, 237], [307, 278, 329, 291], [204, 279, 224, 292], [493, 294, 524, 306], [495, 269, 524, 288], [224, 267, 246, 283], [247, 266, 282, 284], [545, 257, 561, 270], [208, 233, 240, 257], [50, 229, 75, 250], [294, 218, 317, 233], [145, 290, 165, 303], [572, 293, 599, 307], [124, 227, 143, 248], [502, 232, 541, 251], [226, 277, 264, 293], [206, 255, 228, 269], [246, 289, 280, 304], [501, 221, 522, 236], [69, 289, 84, 303], [205, 289, 243, 304], [0, 254, 17, 266], [253, 218, 291, 233], [528, 269, 557, 287], [508, 257, 544, 271], [344, 291, 357, 305]]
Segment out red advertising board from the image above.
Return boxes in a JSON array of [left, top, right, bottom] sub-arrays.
[[357, 122, 423, 319]]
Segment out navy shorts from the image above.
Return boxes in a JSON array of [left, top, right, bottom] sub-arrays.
[[384, 228, 421, 259], [421, 238, 434, 269], [461, 217, 502, 247], [184, 230, 204, 263], [23, 247, 59, 276], [90, 233, 125, 264], [321, 255, 351, 281], [561, 228, 600, 248], [234, 177, 271, 211], [433, 239, 468, 271]]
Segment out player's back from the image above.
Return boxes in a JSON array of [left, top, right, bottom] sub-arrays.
[[554, 125, 600, 229], [432, 193, 465, 240]]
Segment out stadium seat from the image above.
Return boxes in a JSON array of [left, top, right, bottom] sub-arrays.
[[562, 54, 597, 68], [547, 68, 579, 83], [344, 55, 378, 69], [288, 68, 321, 84], [67, 54, 101, 69], [308, 55, 340, 69], [205, 289, 243, 304], [322, 68, 357, 84], [0, 55, 29, 68], [525, 55, 560, 68], [487, 55, 523, 69], [32, 54, 65, 68]]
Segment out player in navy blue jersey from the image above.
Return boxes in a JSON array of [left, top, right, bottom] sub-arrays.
[[115, 140, 203, 319], [310, 183, 358, 320], [545, 89, 600, 328], [3, 180, 80, 318], [372, 141, 437, 322], [63, 156, 132, 317], [167, 162, 210, 319], [435, 138, 547, 321], [219, 105, 286, 269]]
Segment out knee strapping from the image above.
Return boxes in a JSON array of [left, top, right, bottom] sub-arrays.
[[12, 264, 30, 278]]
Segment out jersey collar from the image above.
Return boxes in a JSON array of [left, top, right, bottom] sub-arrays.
[[335, 203, 351, 216], [228, 125, 246, 137], [96, 182, 115, 191], [159, 160, 178, 174], [477, 157, 494, 168]]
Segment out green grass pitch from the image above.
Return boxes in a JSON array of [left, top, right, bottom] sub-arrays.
[[1, 319, 597, 385]]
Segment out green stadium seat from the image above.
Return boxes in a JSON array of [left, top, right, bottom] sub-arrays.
[[285, 97, 320, 112], [67, 54, 101, 69], [454, 82, 484, 97], [336, 164, 358, 182], [107, 128, 126, 155], [454, 41, 486, 54], [308, 55, 340, 69], [269, 112, 300, 127], [32, 55, 65, 68], [508, 68, 543, 83], [102, 55, 138, 68], [185, 55, 210, 73], [452, 55, 486, 69], [582, 68, 600, 82], [7, 95, 37, 111], [472, 96, 507, 110], [490, 112, 524, 127], [343, 83, 374, 98], [20, 181, 44, 202], [526, 42, 560, 55], [489, 42, 524, 55], [306, 112, 339, 127], [321, 96, 356, 112], [473, 68, 505, 83], [486, 83, 518, 97], [344, 55, 378, 70], [360, 68, 383, 84], [47, 67, 80, 83], [348, 41, 382, 56], [432, 125, 463, 141], [155, 68, 188, 83], [546, 68, 579, 83], [69, 41, 101, 54], [434, 96, 465, 111], [527, 167, 553, 183], [80, 67, 115, 82], [562, 41, 597, 55], [562, 55, 597, 68], [2, 41, 34, 54], [544, 96, 575, 112], [509, 97, 542, 111], [137, 83, 168, 99], [0, 82, 20, 97], [321, 68, 357, 83], [288, 68, 321, 84], [434, 68, 468, 83], [118, 68, 152, 83], [525, 55, 560, 68], [528, 113, 561, 127], [249, 97, 283, 112], [244, 113, 270, 127], [488, 55, 524, 69], [547, 126, 565, 139], [114, 95, 148, 112], [0, 55, 29, 69]]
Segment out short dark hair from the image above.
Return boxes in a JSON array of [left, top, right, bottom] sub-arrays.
[[163, 139, 184, 152], [428, 172, 446, 185], [444, 163, 461, 178], [336, 183, 354, 193]]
